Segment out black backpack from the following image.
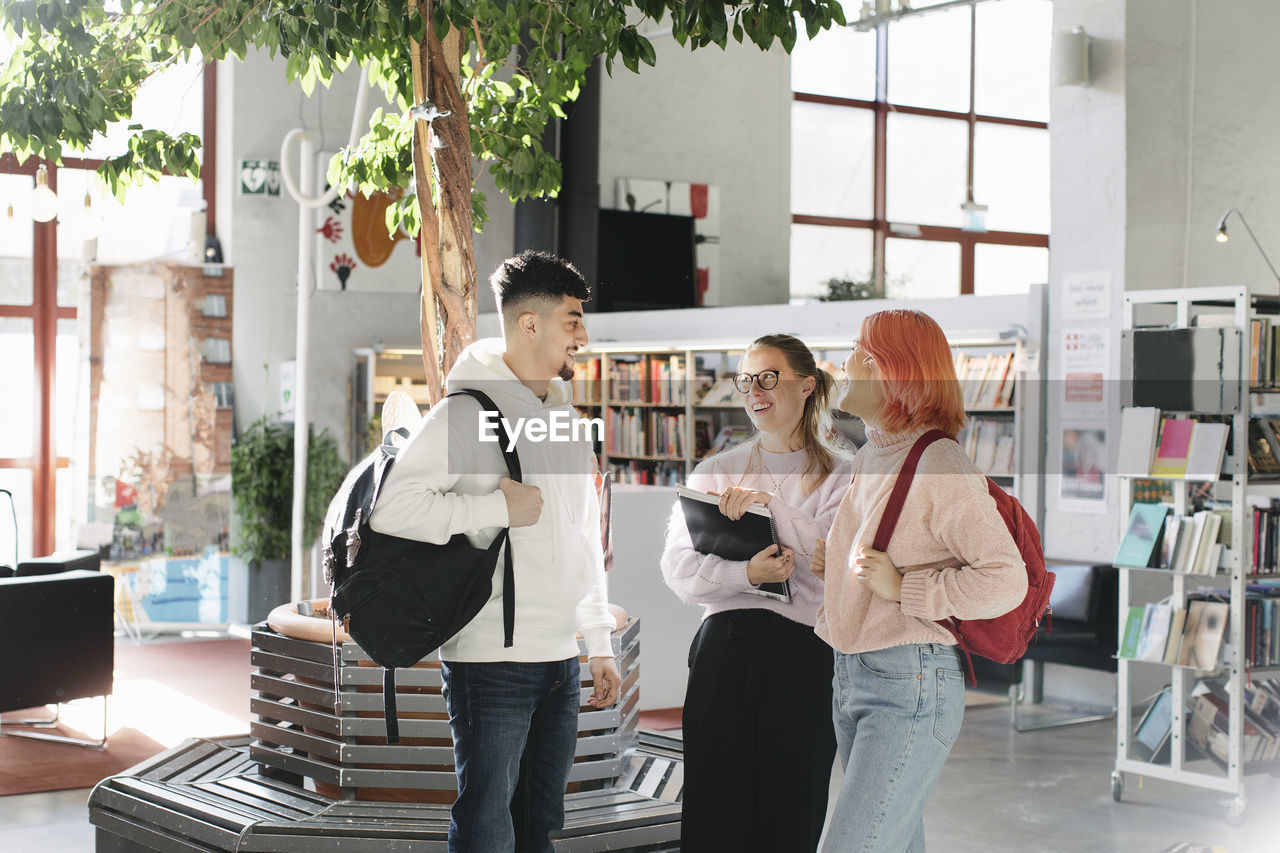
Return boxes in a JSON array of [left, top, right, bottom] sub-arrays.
[[321, 388, 521, 742]]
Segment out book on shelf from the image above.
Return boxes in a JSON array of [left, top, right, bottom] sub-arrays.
[[708, 424, 751, 456], [572, 358, 602, 405], [674, 485, 791, 603], [1117, 407, 1161, 477], [1151, 417, 1196, 478], [966, 351, 1015, 409], [1132, 687, 1174, 763], [1158, 511, 1224, 575], [958, 354, 993, 408], [1175, 599, 1230, 669], [1114, 503, 1171, 568], [1189, 683, 1280, 765], [1188, 511, 1223, 576], [1183, 421, 1230, 481], [696, 376, 740, 407], [1135, 601, 1175, 662], [1244, 677, 1280, 731], [1119, 606, 1146, 659], [1158, 516, 1181, 570], [1245, 316, 1280, 388], [1244, 594, 1280, 668], [608, 459, 682, 486], [1165, 516, 1197, 573], [1179, 512, 1210, 574], [1202, 542, 1225, 576], [693, 418, 713, 458], [608, 358, 645, 403], [958, 418, 1015, 477], [647, 354, 687, 405], [1247, 418, 1280, 476], [1188, 690, 1233, 768], [1250, 498, 1280, 575], [1162, 606, 1188, 665]]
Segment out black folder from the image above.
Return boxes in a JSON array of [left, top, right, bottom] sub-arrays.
[[675, 485, 791, 602]]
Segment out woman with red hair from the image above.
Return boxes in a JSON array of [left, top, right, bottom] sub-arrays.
[[813, 309, 1026, 853]]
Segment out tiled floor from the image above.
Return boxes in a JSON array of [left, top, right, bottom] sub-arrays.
[[3, 696, 1278, 852]]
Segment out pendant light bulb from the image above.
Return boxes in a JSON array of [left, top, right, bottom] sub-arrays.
[[31, 164, 59, 223], [81, 191, 100, 239]]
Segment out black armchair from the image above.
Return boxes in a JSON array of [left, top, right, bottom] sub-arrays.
[[972, 563, 1119, 731], [0, 552, 115, 748]]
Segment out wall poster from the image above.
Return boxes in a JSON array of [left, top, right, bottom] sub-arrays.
[[1059, 425, 1107, 512]]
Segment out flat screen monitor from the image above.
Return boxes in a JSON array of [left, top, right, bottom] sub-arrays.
[[596, 209, 696, 311]]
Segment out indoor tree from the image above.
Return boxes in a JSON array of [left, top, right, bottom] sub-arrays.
[[0, 0, 845, 397]]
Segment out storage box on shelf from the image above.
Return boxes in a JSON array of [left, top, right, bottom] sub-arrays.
[[1113, 286, 1280, 821]]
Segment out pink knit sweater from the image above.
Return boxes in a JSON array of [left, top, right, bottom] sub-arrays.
[[815, 425, 1027, 654], [661, 441, 854, 628]]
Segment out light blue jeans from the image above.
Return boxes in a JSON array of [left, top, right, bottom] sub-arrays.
[[822, 643, 966, 853]]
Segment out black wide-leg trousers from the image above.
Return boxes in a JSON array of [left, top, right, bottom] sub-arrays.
[[679, 609, 837, 853]]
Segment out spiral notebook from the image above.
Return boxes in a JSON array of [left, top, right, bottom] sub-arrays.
[[675, 485, 792, 603]]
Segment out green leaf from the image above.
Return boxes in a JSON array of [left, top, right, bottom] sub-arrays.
[[637, 34, 657, 67]]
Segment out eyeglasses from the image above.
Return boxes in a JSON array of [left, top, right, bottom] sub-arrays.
[[849, 339, 874, 367], [734, 370, 781, 394]]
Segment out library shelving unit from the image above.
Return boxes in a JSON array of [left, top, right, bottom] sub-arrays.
[[1113, 285, 1280, 820], [348, 333, 1042, 524], [350, 347, 431, 461], [569, 335, 1036, 504]]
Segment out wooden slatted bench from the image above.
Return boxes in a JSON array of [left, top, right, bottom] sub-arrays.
[[89, 614, 684, 852], [90, 734, 682, 852], [249, 619, 642, 801]]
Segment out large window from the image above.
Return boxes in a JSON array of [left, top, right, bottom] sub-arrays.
[[790, 0, 1050, 300], [0, 53, 211, 559]]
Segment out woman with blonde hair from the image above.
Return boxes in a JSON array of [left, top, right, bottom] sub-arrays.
[[661, 333, 853, 852], [814, 310, 1027, 853]]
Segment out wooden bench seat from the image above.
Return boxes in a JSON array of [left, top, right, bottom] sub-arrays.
[[90, 733, 683, 852]]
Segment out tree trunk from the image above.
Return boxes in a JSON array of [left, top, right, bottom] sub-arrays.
[[410, 0, 478, 404]]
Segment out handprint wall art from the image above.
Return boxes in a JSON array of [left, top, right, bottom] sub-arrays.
[[314, 151, 421, 292]]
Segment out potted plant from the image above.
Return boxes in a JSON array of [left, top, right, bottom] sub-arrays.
[[230, 417, 347, 623], [817, 276, 884, 301]]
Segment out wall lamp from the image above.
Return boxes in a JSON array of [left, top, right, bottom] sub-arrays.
[[1215, 207, 1280, 290]]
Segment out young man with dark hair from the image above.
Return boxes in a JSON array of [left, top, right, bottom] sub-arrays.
[[371, 250, 620, 852]]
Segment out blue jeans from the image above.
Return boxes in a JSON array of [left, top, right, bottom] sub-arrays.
[[822, 644, 965, 853], [441, 658, 581, 853]]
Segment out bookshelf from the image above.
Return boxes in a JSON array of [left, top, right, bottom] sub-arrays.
[[350, 347, 431, 462], [348, 333, 1040, 516], [570, 336, 1034, 496], [1113, 286, 1280, 821]]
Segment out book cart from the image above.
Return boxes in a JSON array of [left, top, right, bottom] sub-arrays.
[[1113, 286, 1280, 821]]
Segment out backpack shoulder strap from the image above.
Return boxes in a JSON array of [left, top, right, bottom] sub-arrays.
[[446, 388, 520, 649], [383, 666, 399, 743], [446, 389, 522, 482], [871, 429, 956, 552]]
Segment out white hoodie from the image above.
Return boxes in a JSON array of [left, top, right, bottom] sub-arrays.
[[369, 338, 615, 662]]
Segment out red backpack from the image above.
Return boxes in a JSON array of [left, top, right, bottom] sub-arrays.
[[872, 429, 1054, 686]]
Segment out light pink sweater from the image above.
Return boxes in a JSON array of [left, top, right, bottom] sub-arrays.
[[661, 441, 854, 628], [815, 425, 1027, 654]]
